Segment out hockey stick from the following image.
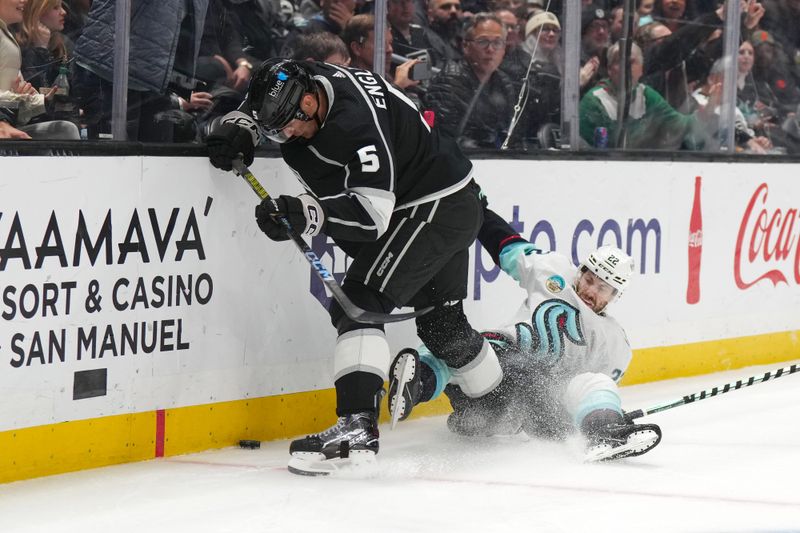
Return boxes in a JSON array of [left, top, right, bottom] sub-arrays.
[[625, 363, 800, 421], [231, 159, 432, 324]]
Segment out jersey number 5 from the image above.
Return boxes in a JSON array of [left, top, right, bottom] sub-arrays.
[[357, 145, 380, 173]]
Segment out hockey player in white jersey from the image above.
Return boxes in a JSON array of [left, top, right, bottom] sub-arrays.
[[389, 200, 662, 461]]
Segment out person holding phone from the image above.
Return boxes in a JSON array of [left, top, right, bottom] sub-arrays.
[[342, 14, 423, 92]]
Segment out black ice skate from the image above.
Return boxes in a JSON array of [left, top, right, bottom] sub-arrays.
[[584, 422, 662, 462], [288, 412, 379, 476], [388, 348, 423, 428]]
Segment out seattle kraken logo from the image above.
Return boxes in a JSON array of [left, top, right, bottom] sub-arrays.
[[516, 300, 586, 364]]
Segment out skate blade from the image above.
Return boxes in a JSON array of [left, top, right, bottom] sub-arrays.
[[584, 429, 660, 463], [390, 354, 416, 429], [288, 451, 377, 477]]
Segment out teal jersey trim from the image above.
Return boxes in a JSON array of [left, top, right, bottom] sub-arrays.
[[499, 242, 539, 281], [418, 345, 452, 400], [574, 389, 623, 427]]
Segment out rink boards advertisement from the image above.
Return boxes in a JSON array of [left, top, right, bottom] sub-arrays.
[[1, 155, 799, 481]]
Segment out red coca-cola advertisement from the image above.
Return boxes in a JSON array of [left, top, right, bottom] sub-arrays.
[[687, 176, 703, 304]]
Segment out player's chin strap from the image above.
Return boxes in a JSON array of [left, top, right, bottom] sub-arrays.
[[625, 363, 800, 421], [231, 158, 433, 325]]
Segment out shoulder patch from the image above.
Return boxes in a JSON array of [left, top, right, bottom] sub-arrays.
[[545, 275, 565, 293]]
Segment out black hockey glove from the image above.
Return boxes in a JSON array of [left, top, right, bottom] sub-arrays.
[[255, 195, 306, 242], [207, 122, 255, 171]]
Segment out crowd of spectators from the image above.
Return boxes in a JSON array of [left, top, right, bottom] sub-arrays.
[[1, 0, 799, 153]]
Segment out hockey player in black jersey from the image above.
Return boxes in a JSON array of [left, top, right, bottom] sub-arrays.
[[206, 58, 504, 475], [389, 199, 662, 462]]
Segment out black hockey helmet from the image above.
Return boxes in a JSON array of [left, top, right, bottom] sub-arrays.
[[246, 58, 317, 142]]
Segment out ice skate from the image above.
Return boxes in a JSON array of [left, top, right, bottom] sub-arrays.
[[584, 422, 662, 462], [388, 348, 423, 428], [288, 412, 379, 476]]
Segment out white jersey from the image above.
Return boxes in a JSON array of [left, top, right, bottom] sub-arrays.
[[486, 250, 632, 386]]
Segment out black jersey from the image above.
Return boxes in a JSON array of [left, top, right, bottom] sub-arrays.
[[238, 62, 474, 242]]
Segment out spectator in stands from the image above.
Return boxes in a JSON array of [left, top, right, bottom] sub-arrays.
[[299, 0, 323, 20], [303, 0, 356, 36], [517, 11, 563, 141], [196, 0, 257, 94], [16, 0, 70, 89], [425, 0, 465, 67], [425, 12, 517, 148], [73, 0, 208, 142], [289, 30, 350, 64], [579, 41, 713, 149], [735, 39, 779, 143], [645, 2, 764, 113], [691, 58, 772, 153], [760, 0, 800, 78], [410, 0, 429, 28], [580, 4, 608, 91], [342, 14, 420, 93], [635, 4, 726, 113], [750, 29, 800, 118], [0, 0, 78, 139], [62, 0, 88, 43], [609, 5, 638, 43], [652, 0, 689, 33], [638, 0, 656, 26], [496, 8, 522, 52], [582, 4, 609, 61], [280, 0, 355, 57], [388, 0, 428, 59], [226, 0, 286, 60], [497, 7, 526, 85]]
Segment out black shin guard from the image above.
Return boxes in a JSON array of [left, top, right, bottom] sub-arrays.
[[334, 372, 386, 416], [415, 301, 483, 369], [329, 282, 395, 416]]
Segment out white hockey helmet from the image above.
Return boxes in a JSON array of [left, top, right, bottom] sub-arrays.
[[580, 245, 635, 297]]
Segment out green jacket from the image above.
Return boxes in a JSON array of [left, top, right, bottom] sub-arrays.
[[579, 80, 696, 150]]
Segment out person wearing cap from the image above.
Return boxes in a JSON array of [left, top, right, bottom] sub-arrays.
[[579, 4, 609, 92], [581, 4, 610, 63], [521, 10, 600, 91], [498, 9, 554, 87]]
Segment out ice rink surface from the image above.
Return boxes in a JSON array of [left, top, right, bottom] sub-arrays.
[[1, 361, 799, 533]]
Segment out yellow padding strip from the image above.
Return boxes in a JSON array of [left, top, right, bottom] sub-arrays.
[[0, 412, 155, 484], [2, 329, 797, 484], [621, 330, 800, 385]]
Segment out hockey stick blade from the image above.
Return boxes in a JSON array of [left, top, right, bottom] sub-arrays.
[[231, 159, 432, 324], [626, 363, 800, 421]]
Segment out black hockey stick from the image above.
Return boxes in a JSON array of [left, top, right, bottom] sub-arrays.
[[231, 159, 432, 324], [626, 363, 800, 421]]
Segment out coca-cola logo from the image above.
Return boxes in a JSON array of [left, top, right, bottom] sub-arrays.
[[734, 183, 796, 289]]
